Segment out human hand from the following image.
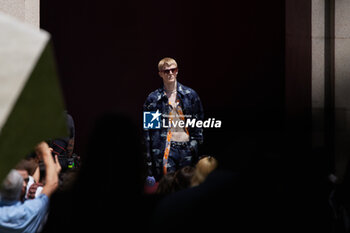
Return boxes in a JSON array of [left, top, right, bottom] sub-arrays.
[[54, 155, 62, 174], [35, 142, 51, 160]]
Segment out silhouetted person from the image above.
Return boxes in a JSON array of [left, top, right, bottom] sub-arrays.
[[173, 166, 194, 192], [42, 113, 157, 233], [156, 172, 176, 196], [191, 156, 218, 187]]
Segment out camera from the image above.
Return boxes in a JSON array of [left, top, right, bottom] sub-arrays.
[[48, 138, 80, 172], [56, 153, 80, 172]]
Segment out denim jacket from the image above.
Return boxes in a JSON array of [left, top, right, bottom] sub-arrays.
[[143, 82, 204, 178]]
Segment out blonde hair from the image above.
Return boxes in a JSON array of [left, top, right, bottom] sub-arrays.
[[191, 156, 218, 187], [158, 57, 178, 71]]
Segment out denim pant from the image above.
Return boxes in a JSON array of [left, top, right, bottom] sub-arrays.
[[166, 141, 193, 173]]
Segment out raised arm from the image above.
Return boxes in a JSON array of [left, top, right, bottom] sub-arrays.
[[35, 142, 59, 197]]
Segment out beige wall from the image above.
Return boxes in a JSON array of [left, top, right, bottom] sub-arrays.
[[0, 0, 39, 28], [334, 0, 350, 178], [312, 0, 325, 148], [312, 0, 350, 178]]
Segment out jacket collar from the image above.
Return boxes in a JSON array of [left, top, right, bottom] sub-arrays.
[[177, 82, 186, 97], [159, 81, 186, 99]]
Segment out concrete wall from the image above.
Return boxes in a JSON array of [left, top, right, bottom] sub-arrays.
[[311, 0, 350, 178], [312, 0, 325, 148], [0, 0, 39, 28], [334, 0, 350, 178]]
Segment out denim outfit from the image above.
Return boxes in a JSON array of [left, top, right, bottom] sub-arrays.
[[143, 82, 204, 180]]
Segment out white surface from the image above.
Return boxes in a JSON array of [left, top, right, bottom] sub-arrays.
[[0, 0, 39, 28], [0, 12, 49, 132], [25, 0, 40, 28]]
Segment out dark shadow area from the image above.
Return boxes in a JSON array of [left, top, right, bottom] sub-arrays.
[[41, 113, 158, 232], [38, 0, 334, 232], [40, 0, 285, 158]]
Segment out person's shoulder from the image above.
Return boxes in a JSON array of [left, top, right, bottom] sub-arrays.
[[0, 202, 28, 228], [23, 194, 49, 211], [178, 82, 199, 98], [145, 88, 163, 102]]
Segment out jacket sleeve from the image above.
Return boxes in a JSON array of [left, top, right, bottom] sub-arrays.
[[189, 91, 204, 156], [143, 96, 154, 177]]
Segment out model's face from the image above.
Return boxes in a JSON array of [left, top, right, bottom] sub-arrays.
[[159, 64, 178, 84]]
